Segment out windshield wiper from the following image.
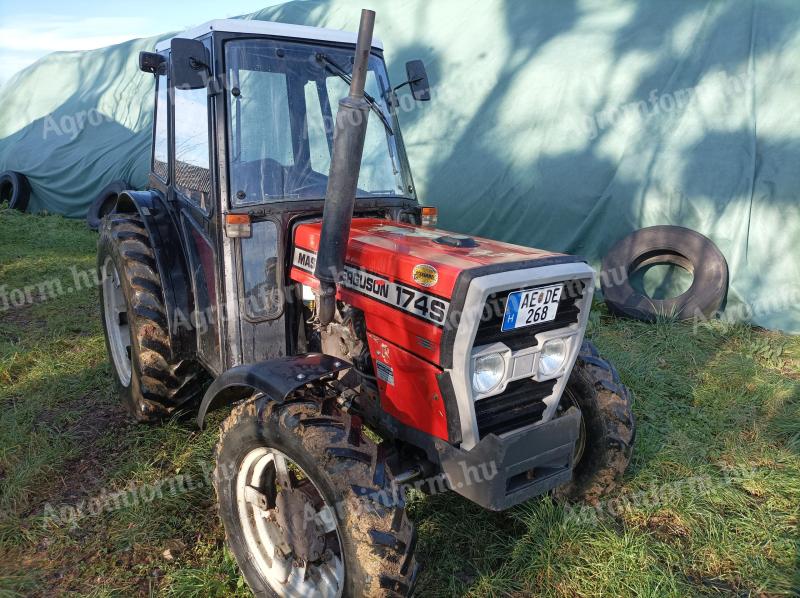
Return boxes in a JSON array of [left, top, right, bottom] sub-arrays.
[[315, 53, 394, 135]]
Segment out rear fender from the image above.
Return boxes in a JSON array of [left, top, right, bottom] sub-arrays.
[[196, 353, 351, 429], [115, 190, 194, 357]]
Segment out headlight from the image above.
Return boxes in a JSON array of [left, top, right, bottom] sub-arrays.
[[472, 352, 505, 394], [538, 338, 567, 377]]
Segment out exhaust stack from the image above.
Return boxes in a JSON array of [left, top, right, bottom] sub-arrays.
[[314, 9, 375, 326]]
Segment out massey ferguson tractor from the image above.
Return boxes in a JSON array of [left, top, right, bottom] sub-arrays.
[[98, 10, 635, 596]]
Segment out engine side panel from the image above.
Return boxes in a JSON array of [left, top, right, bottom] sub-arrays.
[[365, 332, 449, 441]]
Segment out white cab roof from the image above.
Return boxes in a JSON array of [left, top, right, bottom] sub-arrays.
[[154, 18, 383, 52]]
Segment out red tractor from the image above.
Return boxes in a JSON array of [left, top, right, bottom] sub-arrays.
[[98, 10, 634, 596]]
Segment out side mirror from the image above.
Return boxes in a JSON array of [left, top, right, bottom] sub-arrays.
[[170, 38, 210, 90], [406, 60, 431, 101], [139, 51, 166, 75]]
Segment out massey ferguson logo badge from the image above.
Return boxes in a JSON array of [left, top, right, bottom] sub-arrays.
[[296, 250, 316, 270], [292, 248, 449, 326], [412, 264, 438, 287]]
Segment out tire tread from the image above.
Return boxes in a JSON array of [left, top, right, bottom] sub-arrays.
[[98, 212, 200, 420], [214, 396, 419, 596], [553, 340, 635, 504]]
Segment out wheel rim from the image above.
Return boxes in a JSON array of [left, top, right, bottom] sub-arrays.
[[236, 447, 344, 597], [102, 257, 132, 386], [560, 388, 587, 465]]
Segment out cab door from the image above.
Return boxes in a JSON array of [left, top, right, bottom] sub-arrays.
[[171, 40, 225, 374]]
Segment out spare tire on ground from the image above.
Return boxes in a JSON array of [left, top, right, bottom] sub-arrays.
[[87, 180, 128, 230], [601, 225, 728, 322], [0, 171, 31, 212]]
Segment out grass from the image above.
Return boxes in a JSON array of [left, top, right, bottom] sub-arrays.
[[0, 206, 798, 596]]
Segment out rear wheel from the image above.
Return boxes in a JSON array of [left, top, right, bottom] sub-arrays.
[[97, 213, 201, 422], [553, 341, 635, 504], [214, 394, 419, 597]]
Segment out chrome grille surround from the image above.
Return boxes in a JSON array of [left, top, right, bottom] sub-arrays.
[[447, 262, 595, 451]]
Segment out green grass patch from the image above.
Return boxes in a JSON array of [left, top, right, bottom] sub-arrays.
[[1, 208, 798, 596]]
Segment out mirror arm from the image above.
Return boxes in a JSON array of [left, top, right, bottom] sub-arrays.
[[392, 77, 423, 94], [207, 75, 223, 96]]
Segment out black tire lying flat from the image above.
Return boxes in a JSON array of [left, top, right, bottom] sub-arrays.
[[0, 171, 31, 212], [215, 395, 419, 597], [553, 341, 635, 504], [97, 213, 202, 422], [601, 225, 728, 322], [87, 180, 128, 231]]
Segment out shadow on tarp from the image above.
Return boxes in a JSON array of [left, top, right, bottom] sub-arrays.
[[0, 0, 797, 332]]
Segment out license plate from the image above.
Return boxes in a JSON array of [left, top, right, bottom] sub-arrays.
[[501, 284, 563, 331]]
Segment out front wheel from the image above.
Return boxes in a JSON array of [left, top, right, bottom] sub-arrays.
[[553, 341, 635, 504], [214, 393, 419, 597]]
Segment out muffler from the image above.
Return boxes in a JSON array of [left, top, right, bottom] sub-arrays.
[[314, 9, 375, 326]]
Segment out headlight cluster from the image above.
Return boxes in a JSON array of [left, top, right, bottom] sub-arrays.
[[471, 338, 569, 395], [472, 353, 505, 394], [538, 338, 567, 376]]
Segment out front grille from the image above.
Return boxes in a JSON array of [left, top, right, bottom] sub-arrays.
[[475, 378, 557, 439], [474, 280, 585, 351]]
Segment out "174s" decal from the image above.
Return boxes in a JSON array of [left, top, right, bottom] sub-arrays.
[[292, 248, 450, 326]]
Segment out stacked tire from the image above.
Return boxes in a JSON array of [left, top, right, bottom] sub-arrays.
[[0, 171, 31, 212], [87, 180, 129, 230]]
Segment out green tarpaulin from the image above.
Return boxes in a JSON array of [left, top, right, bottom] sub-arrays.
[[1, 0, 798, 333]]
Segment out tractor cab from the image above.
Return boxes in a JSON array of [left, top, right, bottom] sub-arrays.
[[138, 19, 427, 374]]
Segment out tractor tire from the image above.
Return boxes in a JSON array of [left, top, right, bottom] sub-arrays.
[[601, 225, 728, 322], [553, 341, 635, 504], [214, 395, 420, 597], [0, 170, 31, 212], [87, 180, 128, 231], [97, 213, 201, 422]]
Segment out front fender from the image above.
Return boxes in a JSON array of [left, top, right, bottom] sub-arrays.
[[196, 353, 351, 429]]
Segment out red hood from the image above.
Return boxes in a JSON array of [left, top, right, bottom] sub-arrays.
[[292, 218, 565, 298]]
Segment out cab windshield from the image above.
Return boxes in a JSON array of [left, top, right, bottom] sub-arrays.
[[225, 39, 410, 205]]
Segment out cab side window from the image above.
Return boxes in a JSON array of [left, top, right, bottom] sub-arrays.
[[174, 85, 212, 210], [152, 74, 168, 181]]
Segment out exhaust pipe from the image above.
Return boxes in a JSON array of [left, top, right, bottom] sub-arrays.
[[314, 8, 375, 326]]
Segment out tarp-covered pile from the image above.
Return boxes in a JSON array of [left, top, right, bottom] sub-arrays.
[[1, 0, 798, 332]]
